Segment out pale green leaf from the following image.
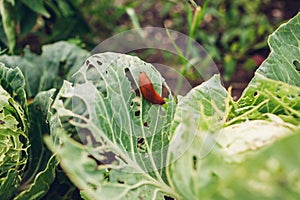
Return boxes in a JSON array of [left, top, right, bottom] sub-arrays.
[[0, 0, 16, 53], [46, 52, 179, 199], [167, 75, 230, 199], [233, 12, 300, 124]]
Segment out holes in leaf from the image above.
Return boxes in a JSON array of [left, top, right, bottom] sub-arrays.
[[293, 60, 300, 71], [97, 60, 103, 65], [276, 84, 282, 92], [164, 196, 175, 200], [103, 168, 111, 181], [117, 180, 125, 184], [87, 63, 95, 70], [102, 69, 110, 80], [132, 98, 141, 118], [286, 94, 295, 100], [135, 110, 140, 116], [0, 120, 5, 124], [192, 155, 198, 170], [17, 123, 21, 128], [275, 84, 283, 98], [137, 137, 146, 152], [143, 122, 149, 127], [253, 91, 258, 97], [124, 68, 137, 92]]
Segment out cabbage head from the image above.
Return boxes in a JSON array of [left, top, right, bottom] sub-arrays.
[[0, 63, 29, 200]]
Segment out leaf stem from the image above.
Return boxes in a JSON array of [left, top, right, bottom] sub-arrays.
[[225, 99, 269, 125], [264, 90, 300, 118]]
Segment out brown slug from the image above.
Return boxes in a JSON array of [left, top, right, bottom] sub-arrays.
[[138, 72, 165, 105]]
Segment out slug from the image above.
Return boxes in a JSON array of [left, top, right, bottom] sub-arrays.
[[138, 72, 165, 105]]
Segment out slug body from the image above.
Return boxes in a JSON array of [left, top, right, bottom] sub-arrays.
[[138, 72, 165, 105]]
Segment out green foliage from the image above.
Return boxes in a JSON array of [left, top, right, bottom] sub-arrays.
[[0, 0, 16, 54], [0, 0, 89, 53], [196, 0, 274, 80], [80, 0, 131, 36], [0, 64, 61, 200], [106, 0, 279, 81], [0, 41, 89, 97], [0, 64, 28, 200], [0, 0, 283, 85]]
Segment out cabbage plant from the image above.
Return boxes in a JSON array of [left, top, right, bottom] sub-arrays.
[[0, 41, 89, 200], [0, 64, 28, 200], [45, 12, 300, 200]]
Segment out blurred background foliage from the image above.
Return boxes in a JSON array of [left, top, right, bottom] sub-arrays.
[[0, 0, 299, 98]]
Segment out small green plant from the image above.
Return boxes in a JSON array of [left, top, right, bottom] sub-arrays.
[[195, 0, 275, 81]]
